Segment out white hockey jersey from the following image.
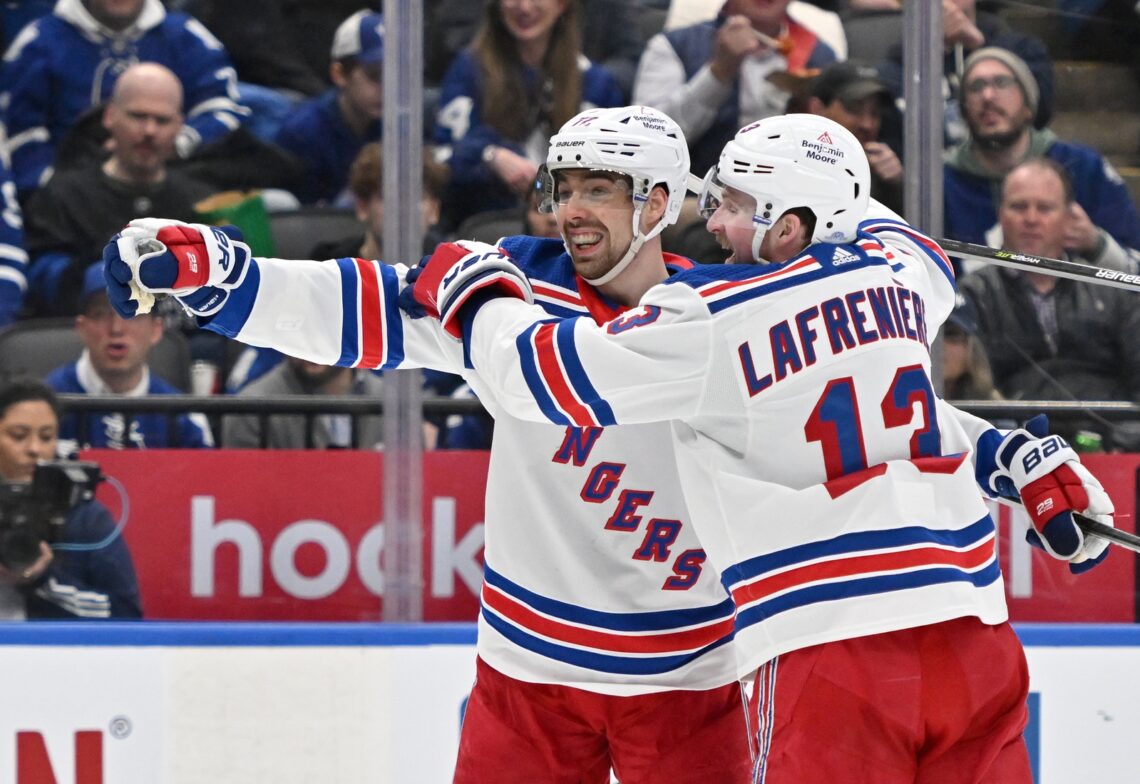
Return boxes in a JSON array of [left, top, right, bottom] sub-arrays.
[[203, 237, 738, 694], [464, 219, 1010, 677]]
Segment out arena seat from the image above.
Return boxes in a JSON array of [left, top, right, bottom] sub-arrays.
[[268, 207, 362, 259]]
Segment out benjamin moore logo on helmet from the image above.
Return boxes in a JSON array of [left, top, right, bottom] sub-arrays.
[[635, 114, 668, 132], [800, 136, 844, 166]]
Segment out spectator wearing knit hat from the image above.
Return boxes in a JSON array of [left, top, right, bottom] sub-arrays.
[[944, 46, 1140, 271], [877, 0, 1055, 149]]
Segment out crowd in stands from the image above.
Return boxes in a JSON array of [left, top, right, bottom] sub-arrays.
[[2, 0, 1140, 454]]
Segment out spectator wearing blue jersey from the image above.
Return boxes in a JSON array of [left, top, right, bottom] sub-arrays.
[[0, 377, 142, 619], [432, 0, 622, 231], [44, 262, 214, 449], [1, 0, 249, 199], [944, 47, 1140, 267], [0, 129, 29, 326], [272, 9, 384, 206]]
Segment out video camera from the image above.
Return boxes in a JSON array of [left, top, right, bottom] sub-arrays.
[[0, 461, 103, 572]]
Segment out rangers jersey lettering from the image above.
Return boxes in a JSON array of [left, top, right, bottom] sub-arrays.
[[198, 235, 738, 694], [463, 218, 1009, 676]]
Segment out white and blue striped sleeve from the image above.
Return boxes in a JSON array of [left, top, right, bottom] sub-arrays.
[[203, 255, 463, 372], [466, 282, 716, 428]]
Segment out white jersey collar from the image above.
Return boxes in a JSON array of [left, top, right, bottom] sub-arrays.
[[76, 350, 151, 397], [54, 0, 166, 41]]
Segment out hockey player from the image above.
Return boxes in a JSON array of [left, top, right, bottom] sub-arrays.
[[101, 106, 752, 783], [398, 114, 1116, 782]]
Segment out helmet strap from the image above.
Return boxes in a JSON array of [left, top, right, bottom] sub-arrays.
[[581, 199, 652, 286], [749, 222, 770, 264]]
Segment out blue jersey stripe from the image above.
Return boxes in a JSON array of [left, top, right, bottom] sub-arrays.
[[379, 263, 405, 367], [482, 606, 735, 675], [485, 563, 735, 631], [735, 560, 1002, 631], [556, 319, 617, 427], [336, 258, 362, 366], [862, 219, 956, 288], [516, 323, 571, 426], [703, 264, 835, 315], [721, 515, 995, 589]]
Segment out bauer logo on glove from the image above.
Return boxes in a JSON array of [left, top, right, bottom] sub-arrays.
[[991, 415, 1116, 574], [410, 240, 534, 339]]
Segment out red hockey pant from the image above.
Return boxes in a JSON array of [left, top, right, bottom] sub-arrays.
[[750, 616, 1031, 784], [453, 656, 753, 783]]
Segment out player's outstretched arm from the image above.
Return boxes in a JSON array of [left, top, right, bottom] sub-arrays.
[[104, 219, 464, 372], [432, 275, 717, 428]]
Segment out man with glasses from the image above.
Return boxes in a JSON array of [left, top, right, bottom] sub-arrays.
[[944, 46, 1140, 269]]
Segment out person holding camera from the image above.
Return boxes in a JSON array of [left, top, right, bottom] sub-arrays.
[[0, 378, 141, 619]]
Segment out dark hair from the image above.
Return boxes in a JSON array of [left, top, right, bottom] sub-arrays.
[[0, 378, 61, 422], [473, 0, 582, 141], [1003, 158, 1075, 205], [348, 142, 450, 203], [786, 206, 817, 241]]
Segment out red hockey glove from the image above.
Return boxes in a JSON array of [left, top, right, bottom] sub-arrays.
[[991, 415, 1114, 573], [409, 240, 533, 338]]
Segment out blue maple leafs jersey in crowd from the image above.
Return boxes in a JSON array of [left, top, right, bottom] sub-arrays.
[[461, 219, 1010, 676], [197, 240, 738, 694], [1, 0, 248, 194], [46, 357, 214, 450], [0, 139, 26, 325]]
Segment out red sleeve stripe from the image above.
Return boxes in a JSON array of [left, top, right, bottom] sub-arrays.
[[533, 323, 599, 427], [354, 257, 385, 368], [531, 281, 583, 305]]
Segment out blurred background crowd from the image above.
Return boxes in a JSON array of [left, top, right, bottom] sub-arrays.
[[0, 0, 1139, 457]]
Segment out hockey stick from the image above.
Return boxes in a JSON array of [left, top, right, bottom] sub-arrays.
[[996, 495, 1140, 554], [1075, 513, 1140, 555], [938, 237, 1140, 295]]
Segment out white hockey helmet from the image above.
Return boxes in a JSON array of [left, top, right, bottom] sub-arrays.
[[698, 113, 870, 262], [540, 105, 691, 285]]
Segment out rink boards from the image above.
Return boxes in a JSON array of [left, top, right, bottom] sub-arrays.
[[0, 623, 1136, 784]]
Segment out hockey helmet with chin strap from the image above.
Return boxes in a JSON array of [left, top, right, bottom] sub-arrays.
[[539, 105, 691, 285], [698, 113, 870, 262]]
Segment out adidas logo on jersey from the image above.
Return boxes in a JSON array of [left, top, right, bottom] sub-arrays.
[[832, 248, 859, 266]]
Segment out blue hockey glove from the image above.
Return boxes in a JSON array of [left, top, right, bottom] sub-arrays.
[[103, 219, 251, 318], [406, 240, 533, 338], [990, 415, 1114, 574]]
